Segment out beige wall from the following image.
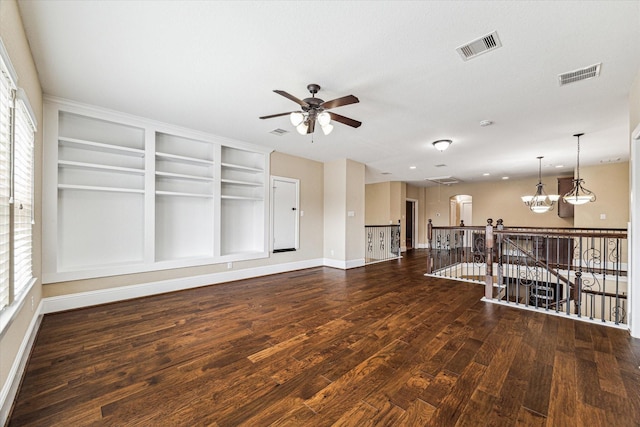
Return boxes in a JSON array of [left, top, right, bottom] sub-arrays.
[[323, 158, 365, 263], [575, 162, 629, 228], [424, 175, 574, 228], [364, 182, 391, 224], [0, 0, 43, 414], [404, 163, 629, 245], [323, 159, 346, 260], [345, 159, 365, 262]]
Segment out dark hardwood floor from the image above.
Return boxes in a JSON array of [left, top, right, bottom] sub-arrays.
[[8, 250, 640, 426]]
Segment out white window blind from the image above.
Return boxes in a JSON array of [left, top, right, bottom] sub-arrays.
[[13, 90, 36, 298], [0, 49, 15, 309]]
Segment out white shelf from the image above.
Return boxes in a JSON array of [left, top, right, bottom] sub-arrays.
[[58, 184, 145, 194], [156, 151, 214, 165], [59, 136, 145, 157], [156, 190, 214, 198], [156, 171, 213, 182], [59, 160, 144, 175], [221, 195, 263, 201], [221, 162, 263, 173], [221, 178, 263, 187]]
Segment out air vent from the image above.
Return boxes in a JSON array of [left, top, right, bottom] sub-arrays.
[[426, 176, 461, 185], [381, 172, 392, 175], [558, 63, 601, 86], [456, 31, 502, 61], [434, 164, 447, 168], [269, 128, 288, 136]]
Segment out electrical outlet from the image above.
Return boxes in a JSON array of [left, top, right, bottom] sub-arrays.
[[31, 295, 34, 311], [227, 262, 233, 269]]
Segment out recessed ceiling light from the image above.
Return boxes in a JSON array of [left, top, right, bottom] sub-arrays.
[[600, 158, 622, 164], [502, 176, 509, 180], [409, 166, 416, 169], [482, 172, 490, 176], [555, 165, 564, 168]]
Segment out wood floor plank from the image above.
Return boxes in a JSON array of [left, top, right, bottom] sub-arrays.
[[7, 249, 640, 426]]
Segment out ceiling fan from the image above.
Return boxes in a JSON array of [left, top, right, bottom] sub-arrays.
[[259, 83, 361, 135]]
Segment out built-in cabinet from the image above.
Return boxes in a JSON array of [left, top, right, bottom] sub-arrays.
[[43, 99, 271, 282]]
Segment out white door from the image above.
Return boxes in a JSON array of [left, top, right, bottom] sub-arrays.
[[271, 177, 299, 251]]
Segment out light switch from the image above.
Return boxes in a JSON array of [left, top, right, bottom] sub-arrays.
[[600, 213, 607, 220], [347, 211, 355, 217]]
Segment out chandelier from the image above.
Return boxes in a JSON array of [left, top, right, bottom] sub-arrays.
[[521, 156, 560, 213], [563, 133, 596, 205]]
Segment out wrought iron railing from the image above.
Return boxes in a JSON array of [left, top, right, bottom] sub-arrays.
[[426, 219, 628, 326], [365, 224, 401, 264]]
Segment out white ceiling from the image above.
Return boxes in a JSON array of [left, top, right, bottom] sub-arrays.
[[17, 0, 640, 187]]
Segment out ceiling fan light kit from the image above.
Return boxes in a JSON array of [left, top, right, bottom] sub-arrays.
[[260, 83, 361, 136]]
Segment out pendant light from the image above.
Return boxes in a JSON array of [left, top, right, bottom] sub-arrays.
[[521, 156, 560, 213], [563, 133, 596, 205]]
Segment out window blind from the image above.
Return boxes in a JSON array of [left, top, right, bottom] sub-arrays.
[[0, 54, 15, 309], [13, 91, 35, 298]]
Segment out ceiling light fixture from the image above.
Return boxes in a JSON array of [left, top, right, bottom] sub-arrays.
[[521, 156, 560, 213], [432, 139, 452, 151], [563, 133, 596, 205], [261, 84, 361, 137]]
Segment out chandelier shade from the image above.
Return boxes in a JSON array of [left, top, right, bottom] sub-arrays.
[[563, 133, 596, 205], [522, 156, 560, 213]]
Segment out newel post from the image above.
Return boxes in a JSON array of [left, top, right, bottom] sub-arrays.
[[485, 218, 494, 299], [427, 219, 433, 274], [496, 219, 504, 286]]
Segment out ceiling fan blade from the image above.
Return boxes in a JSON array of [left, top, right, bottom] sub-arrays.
[[307, 118, 316, 134], [321, 95, 359, 110], [274, 90, 309, 107], [259, 111, 297, 120], [329, 112, 362, 128]]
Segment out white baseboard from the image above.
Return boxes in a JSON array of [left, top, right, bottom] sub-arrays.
[[323, 258, 365, 270], [0, 300, 43, 427], [42, 258, 325, 314]]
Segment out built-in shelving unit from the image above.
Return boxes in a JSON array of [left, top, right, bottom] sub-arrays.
[[43, 99, 271, 282], [220, 147, 267, 256]]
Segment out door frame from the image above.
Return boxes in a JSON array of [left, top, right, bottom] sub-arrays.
[[270, 175, 300, 252], [406, 198, 418, 251]]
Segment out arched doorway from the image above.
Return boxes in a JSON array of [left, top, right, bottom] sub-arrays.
[[449, 195, 472, 226]]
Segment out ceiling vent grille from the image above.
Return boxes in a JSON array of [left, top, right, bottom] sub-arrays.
[[426, 176, 461, 185], [558, 63, 601, 86], [269, 128, 288, 136], [456, 31, 502, 61]]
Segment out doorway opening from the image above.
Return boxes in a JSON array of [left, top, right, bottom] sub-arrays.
[[406, 199, 417, 250], [449, 195, 472, 226]]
